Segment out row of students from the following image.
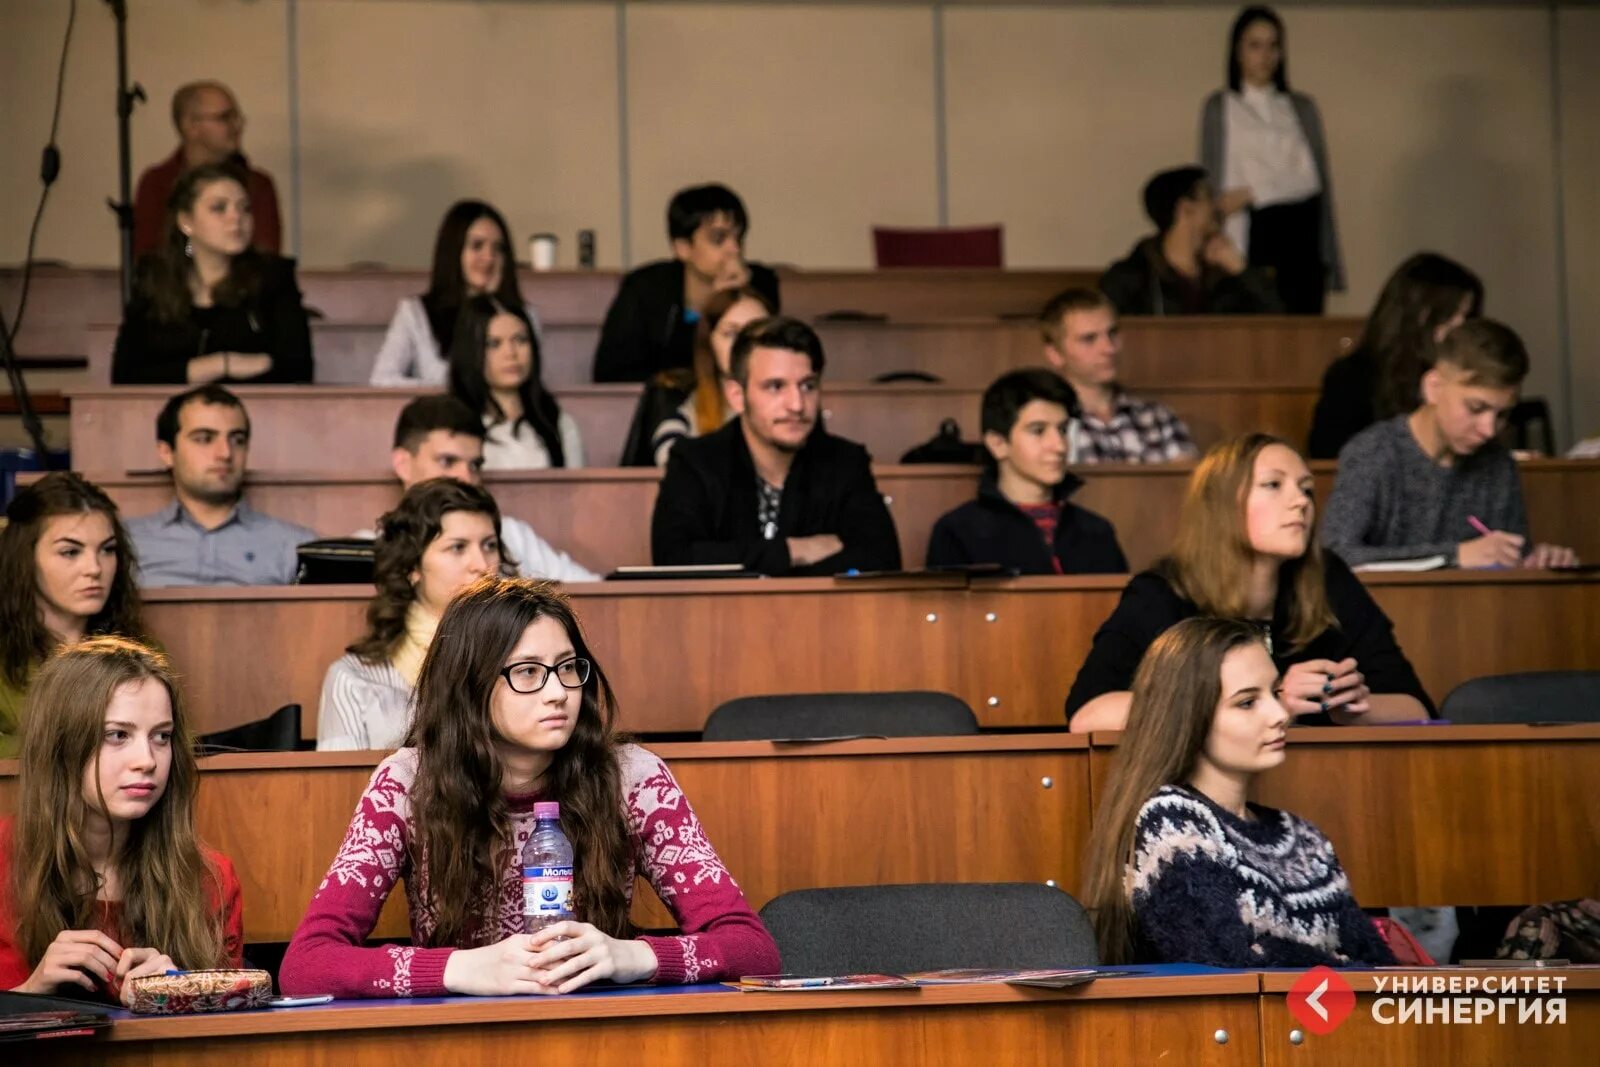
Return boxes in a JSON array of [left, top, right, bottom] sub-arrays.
[[3, 603, 1420, 1000]]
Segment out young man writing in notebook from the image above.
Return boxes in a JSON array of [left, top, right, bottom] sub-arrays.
[[1321, 319, 1578, 570]]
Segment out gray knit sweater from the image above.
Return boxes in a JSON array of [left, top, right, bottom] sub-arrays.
[[1321, 415, 1528, 566]]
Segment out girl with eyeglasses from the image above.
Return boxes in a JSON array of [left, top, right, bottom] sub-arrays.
[[282, 577, 778, 998]]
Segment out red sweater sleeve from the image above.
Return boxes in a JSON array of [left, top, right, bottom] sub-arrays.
[[204, 850, 245, 967], [623, 750, 781, 982], [0, 823, 31, 991], [278, 759, 455, 998]]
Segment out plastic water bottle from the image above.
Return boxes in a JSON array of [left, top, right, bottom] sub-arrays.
[[522, 802, 575, 934]]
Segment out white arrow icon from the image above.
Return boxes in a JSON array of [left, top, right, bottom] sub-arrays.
[[1304, 978, 1330, 1022]]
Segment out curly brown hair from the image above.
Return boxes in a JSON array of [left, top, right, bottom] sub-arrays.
[[346, 478, 511, 665], [1, 473, 149, 688], [405, 577, 635, 946]]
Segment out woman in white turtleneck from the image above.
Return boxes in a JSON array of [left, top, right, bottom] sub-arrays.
[[316, 479, 506, 750], [1200, 5, 1343, 315]]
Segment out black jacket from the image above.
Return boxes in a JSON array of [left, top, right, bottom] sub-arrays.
[[925, 472, 1128, 575], [1062, 552, 1435, 724], [651, 418, 900, 576], [111, 253, 313, 385], [592, 259, 781, 383], [1099, 236, 1284, 316], [1307, 348, 1379, 460]]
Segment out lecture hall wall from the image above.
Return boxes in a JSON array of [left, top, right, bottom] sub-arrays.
[[1, 1, 1595, 445]]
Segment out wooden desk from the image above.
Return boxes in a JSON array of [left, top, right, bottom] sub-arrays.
[[27, 973, 1263, 1066], [42, 459, 1600, 576], [1089, 725, 1600, 909], [84, 314, 1357, 390], [68, 382, 1316, 471], [0, 735, 1091, 943]]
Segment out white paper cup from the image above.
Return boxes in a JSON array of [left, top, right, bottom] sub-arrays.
[[529, 234, 558, 271]]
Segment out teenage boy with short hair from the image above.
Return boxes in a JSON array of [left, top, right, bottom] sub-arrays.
[[593, 183, 782, 382], [926, 370, 1127, 575], [1040, 288, 1198, 464], [1322, 319, 1578, 569]]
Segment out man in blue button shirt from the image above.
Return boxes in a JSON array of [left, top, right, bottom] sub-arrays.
[[126, 384, 316, 586]]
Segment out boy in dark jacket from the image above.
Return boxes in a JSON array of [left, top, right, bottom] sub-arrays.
[[651, 316, 900, 576], [926, 370, 1127, 575]]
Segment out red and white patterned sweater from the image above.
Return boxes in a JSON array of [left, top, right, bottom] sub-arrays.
[[279, 745, 779, 997]]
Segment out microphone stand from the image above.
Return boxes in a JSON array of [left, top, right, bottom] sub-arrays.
[[0, 302, 53, 466], [105, 0, 145, 307]]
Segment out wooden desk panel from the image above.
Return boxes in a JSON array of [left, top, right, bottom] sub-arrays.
[[66, 382, 1315, 471], [1088, 726, 1600, 908], [0, 736, 1091, 944], [137, 573, 1600, 739], [28, 978, 1260, 1067]]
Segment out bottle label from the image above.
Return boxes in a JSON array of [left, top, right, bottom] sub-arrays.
[[522, 865, 574, 916]]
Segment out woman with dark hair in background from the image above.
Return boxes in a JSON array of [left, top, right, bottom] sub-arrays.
[[1200, 5, 1341, 314], [111, 162, 312, 385], [317, 479, 508, 751], [0, 473, 150, 757], [369, 200, 544, 386], [1307, 252, 1484, 459], [449, 296, 583, 469], [282, 577, 779, 998], [1081, 617, 1396, 967]]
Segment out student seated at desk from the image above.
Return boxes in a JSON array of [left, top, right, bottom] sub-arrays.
[[0, 638, 244, 1004], [125, 384, 316, 586], [1082, 617, 1396, 967], [282, 578, 780, 997], [1, 473, 151, 757], [593, 183, 781, 384], [449, 296, 584, 470], [369, 200, 544, 387], [1321, 319, 1578, 570], [1065, 433, 1432, 731], [363, 396, 597, 582], [113, 162, 311, 385], [651, 316, 901, 576], [319, 479, 506, 751], [926, 369, 1127, 575]]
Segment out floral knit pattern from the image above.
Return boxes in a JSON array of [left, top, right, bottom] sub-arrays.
[[1126, 785, 1395, 968], [279, 745, 779, 998]]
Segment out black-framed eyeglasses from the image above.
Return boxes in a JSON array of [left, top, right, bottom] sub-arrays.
[[499, 657, 591, 694]]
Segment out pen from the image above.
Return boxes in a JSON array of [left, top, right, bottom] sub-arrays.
[[1466, 515, 1493, 537]]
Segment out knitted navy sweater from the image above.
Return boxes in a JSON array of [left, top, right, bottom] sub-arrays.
[[1128, 785, 1395, 968]]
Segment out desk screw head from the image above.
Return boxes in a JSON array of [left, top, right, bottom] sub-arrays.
[[1041, 776, 1054, 788], [1045, 879, 1057, 888], [925, 613, 938, 623], [1289, 1030, 1305, 1046], [987, 695, 1000, 707], [985, 612, 998, 622], [1213, 1029, 1229, 1045]]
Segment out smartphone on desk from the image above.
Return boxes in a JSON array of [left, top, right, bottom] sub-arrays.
[[268, 994, 334, 1007]]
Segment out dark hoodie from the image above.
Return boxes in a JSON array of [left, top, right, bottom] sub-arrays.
[[925, 471, 1128, 575], [1099, 236, 1283, 316]]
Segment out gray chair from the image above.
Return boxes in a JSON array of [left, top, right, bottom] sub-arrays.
[[1440, 672, 1600, 725], [759, 883, 1099, 974], [701, 691, 978, 741]]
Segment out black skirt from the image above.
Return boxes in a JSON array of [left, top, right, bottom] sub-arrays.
[[1249, 194, 1325, 314]]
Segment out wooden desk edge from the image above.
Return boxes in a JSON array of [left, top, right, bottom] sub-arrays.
[[1257, 967, 1600, 993], [100, 972, 1261, 1042], [1088, 724, 1600, 747]]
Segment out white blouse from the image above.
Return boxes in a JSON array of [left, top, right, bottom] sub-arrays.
[[1222, 85, 1322, 252], [368, 295, 545, 386], [482, 410, 586, 470]]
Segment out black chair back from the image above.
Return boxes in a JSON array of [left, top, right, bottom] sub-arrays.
[[1440, 672, 1600, 724], [702, 691, 978, 741], [199, 704, 303, 753]]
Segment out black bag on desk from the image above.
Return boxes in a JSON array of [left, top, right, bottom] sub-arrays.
[[900, 418, 984, 465], [294, 538, 376, 584]]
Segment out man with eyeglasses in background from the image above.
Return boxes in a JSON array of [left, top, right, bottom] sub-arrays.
[[133, 80, 282, 256]]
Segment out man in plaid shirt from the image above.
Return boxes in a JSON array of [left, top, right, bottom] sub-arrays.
[[1041, 288, 1199, 464]]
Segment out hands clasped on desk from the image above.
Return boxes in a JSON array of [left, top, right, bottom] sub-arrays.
[[442, 922, 660, 996]]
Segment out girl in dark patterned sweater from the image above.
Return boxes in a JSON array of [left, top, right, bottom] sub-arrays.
[[1083, 616, 1395, 968]]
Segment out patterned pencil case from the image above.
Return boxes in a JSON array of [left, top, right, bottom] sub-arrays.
[[126, 969, 273, 1015]]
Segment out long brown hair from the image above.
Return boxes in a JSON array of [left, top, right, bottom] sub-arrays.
[[1082, 617, 1267, 963], [346, 478, 509, 665], [10, 638, 229, 970], [404, 577, 634, 946], [138, 162, 266, 323], [1358, 252, 1484, 420], [1165, 433, 1335, 651], [0, 472, 147, 689], [689, 286, 774, 433]]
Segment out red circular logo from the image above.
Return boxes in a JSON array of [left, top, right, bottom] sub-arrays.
[[1287, 966, 1357, 1035]]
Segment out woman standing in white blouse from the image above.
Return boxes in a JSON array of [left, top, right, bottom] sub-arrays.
[[1200, 6, 1342, 314], [368, 200, 543, 385], [448, 295, 584, 470]]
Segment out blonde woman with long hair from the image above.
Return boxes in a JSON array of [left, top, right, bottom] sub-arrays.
[[0, 638, 242, 1003], [1066, 433, 1432, 732]]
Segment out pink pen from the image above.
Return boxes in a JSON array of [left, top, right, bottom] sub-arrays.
[[1466, 515, 1493, 537]]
